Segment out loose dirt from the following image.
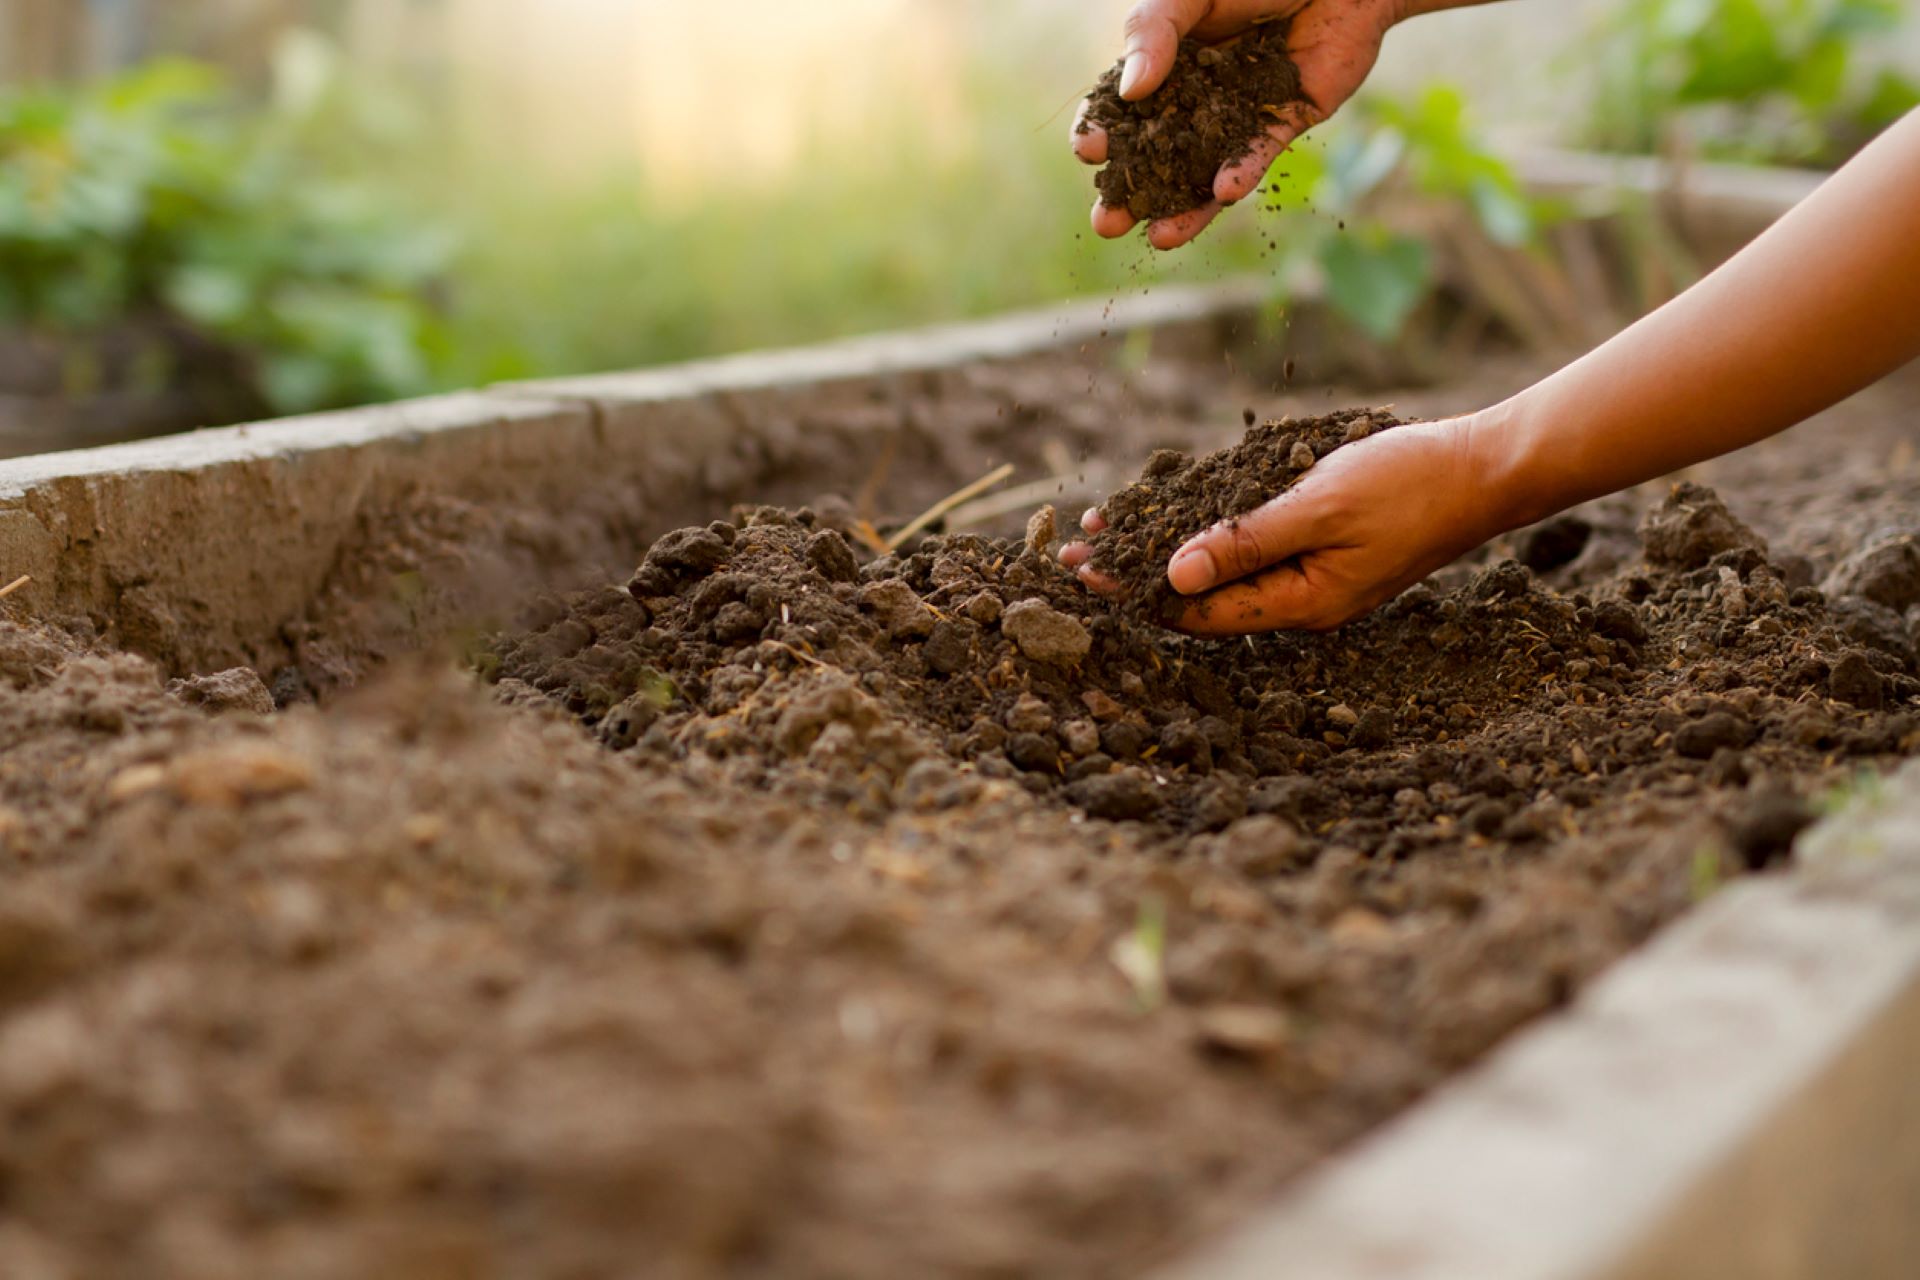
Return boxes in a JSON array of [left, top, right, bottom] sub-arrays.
[[1081, 21, 1305, 222], [2, 354, 1918, 1279]]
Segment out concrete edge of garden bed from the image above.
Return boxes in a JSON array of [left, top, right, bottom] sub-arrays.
[[1171, 765, 1920, 1280]]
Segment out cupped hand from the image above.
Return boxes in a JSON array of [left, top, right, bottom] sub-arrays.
[[1073, 0, 1401, 250], [1060, 415, 1514, 634]]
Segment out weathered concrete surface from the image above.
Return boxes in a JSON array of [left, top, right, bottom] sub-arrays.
[[1171, 766, 1920, 1280], [0, 393, 598, 673]]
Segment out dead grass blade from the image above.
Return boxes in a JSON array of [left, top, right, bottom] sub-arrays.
[[885, 464, 1016, 552]]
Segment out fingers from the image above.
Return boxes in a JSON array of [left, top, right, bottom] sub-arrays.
[[1169, 562, 1329, 636], [1092, 201, 1138, 239], [1214, 105, 1319, 204], [1058, 540, 1123, 597], [1169, 491, 1323, 595], [1119, 0, 1210, 100], [1071, 102, 1108, 165], [1080, 508, 1108, 535], [1147, 202, 1221, 251]]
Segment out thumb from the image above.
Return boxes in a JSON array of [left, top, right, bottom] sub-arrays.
[[1119, 0, 1210, 99], [1167, 490, 1325, 595]]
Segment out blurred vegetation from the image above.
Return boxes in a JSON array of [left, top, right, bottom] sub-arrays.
[[7, 0, 1909, 433], [0, 34, 451, 416], [1581, 0, 1919, 164]]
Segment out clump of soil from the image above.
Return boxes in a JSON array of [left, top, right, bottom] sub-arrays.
[[1089, 408, 1399, 621], [1081, 21, 1306, 221]]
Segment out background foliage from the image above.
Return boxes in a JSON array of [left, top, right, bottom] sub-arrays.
[[0, 0, 1913, 429]]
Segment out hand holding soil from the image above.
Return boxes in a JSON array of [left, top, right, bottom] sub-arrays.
[[1065, 414, 1511, 633], [1073, 0, 1400, 249]]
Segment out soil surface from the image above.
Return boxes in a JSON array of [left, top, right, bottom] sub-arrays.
[[2, 352, 1919, 1280], [1081, 21, 1305, 222]]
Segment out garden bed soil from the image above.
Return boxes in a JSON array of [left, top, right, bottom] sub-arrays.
[[1080, 21, 1305, 222], [2, 350, 1919, 1279]]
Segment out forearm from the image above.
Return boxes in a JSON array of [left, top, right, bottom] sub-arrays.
[[1481, 109, 1920, 531]]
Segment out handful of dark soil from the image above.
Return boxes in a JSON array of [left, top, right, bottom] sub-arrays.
[[1080, 21, 1305, 222], [1091, 408, 1401, 622]]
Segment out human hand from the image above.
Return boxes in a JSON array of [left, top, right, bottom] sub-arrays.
[[1072, 0, 1402, 250], [1060, 415, 1518, 634]]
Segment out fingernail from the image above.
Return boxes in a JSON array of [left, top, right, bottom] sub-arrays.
[[1119, 51, 1149, 99], [1168, 545, 1217, 594]]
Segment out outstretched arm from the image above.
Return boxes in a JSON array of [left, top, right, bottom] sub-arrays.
[[1066, 108, 1920, 634]]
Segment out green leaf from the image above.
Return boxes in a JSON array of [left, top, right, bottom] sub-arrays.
[[1319, 231, 1431, 342], [1468, 176, 1534, 246]]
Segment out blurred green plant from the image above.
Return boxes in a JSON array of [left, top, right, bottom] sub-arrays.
[[1580, 0, 1920, 166], [1256, 85, 1546, 341], [0, 34, 451, 416]]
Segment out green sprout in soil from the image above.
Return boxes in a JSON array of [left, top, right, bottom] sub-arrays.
[[1111, 893, 1168, 1012]]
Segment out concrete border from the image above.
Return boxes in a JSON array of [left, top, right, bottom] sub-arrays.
[[1169, 767, 1920, 1280]]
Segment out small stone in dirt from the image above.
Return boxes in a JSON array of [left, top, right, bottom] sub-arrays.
[[1350, 708, 1394, 750], [1007, 733, 1061, 774], [1673, 712, 1752, 760], [1025, 505, 1058, 559], [1822, 530, 1920, 611], [923, 621, 976, 676], [1193, 778, 1249, 831], [1193, 1004, 1291, 1059], [1288, 441, 1316, 471], [1828, 651, 1886, 709], [805, 530, 860, 583], [168, 668, 275, 717], [1639, 483, 1765, 570], [1324, 703, 1359, 728], [1591, 599, 1648, 646], [1005, 694, 1054, 735], [1160, 721, 1213, 772], [635, 526, 731, 588], [1068, 768, 1163, 821], [1082, 689, 1126, 722], [1059, 719, 1101, 758], [1001, 600, 1091, 666], [1100, 721, 1149, 760], [1471, 561, 1532, 601], [710, 602, 767, 645], [961, 592, 1003, 626], [859, 580, 936, 640]]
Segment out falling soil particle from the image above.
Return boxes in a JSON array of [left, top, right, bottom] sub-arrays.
[[1081, 21, 1306, 221]]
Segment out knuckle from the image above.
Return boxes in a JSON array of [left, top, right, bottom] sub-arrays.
[[1222, 521, 1269, 575]]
